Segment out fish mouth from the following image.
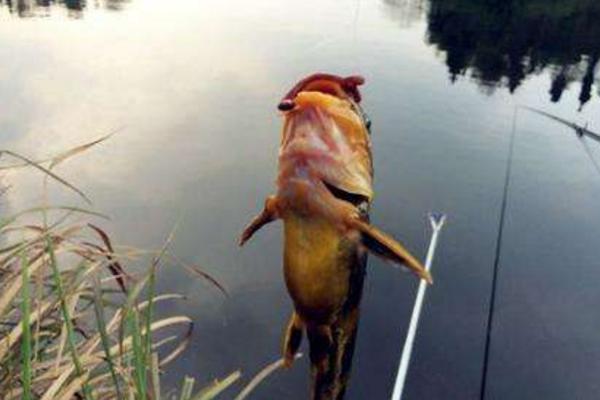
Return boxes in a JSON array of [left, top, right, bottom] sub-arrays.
[[322, 180, 368, 208], [278, 73, 365, 111]]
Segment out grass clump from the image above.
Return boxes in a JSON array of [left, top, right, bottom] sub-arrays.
[[0, 138, 296, 399]]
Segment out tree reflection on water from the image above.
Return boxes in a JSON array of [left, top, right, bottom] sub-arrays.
[[0, 0, 129, 18], [386, 0, 600, 109]]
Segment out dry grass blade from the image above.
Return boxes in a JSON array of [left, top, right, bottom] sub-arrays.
[[0, 150, 91, 204], [157, 320, 193, 366], [0, 206, 108, 232], [171, 255, 227, 297], [151, 352, 161, 400], [0, 263, 31, 319], [193, 371, 241, 400], [0, 150, 92, 204], [87, 223, 128, 293], [180, 376, 195, 400], [234, 354, 303, 400], [20, 251, 33, 400], [0, 131, 120, 171], [49, 132, 117, 170], [54, 372, 90, 400]]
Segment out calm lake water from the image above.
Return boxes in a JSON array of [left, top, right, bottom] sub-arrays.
[[1, 0, 600, 399]]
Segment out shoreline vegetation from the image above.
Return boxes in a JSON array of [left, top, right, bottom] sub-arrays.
[[0, 138, 292, 399]]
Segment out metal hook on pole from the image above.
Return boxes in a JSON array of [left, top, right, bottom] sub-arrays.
[[391, 212, 447, 400]]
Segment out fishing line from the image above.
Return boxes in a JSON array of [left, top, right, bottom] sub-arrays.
[[291, 0, 361, 68], [479, 106, 518, 400], [579, 137, 600, 179], [351, 0, 361, 72]]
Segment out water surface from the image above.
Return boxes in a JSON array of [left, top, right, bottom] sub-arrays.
[[1, 1, 599, 398]]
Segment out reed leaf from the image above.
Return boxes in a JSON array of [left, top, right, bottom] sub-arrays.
[[179, 376, 195, 400], [193, 371, 241, 400], [45, 236, 93, 400], [0, 150, 90, 204], [20, 250, 32, 400], [92, 273, 122, 399]]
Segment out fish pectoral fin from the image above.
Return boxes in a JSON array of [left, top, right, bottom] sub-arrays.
[[282, 312, 304, 368], [349, 218, 433, 284], [239, 195, 280, 246]]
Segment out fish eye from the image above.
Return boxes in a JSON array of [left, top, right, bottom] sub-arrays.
[[278, 100, 295, 111], [349, 102, 371, 132]]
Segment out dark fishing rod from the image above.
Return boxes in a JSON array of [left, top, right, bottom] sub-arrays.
[[523, 106, 600, 178], [479, 107, 518, 400], [523, 106, 600, 144]]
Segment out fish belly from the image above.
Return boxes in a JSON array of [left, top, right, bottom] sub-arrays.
[[283, 212, 360, 325]]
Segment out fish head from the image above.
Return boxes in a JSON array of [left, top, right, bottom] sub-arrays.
[[276, 73, 373, 222], [273, 74, 432, 284]]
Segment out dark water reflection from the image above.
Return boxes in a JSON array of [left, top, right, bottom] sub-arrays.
[[1, 0, 600, 399], [0, 0, 128, 17], [386, 0, 600, 109]]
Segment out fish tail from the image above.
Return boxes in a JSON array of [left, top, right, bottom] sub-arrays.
[[307, 324, 338, 400], [307, 311, 361, 400]]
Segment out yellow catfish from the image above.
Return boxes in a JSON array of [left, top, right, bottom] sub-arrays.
[[240, 73, 431, 399]]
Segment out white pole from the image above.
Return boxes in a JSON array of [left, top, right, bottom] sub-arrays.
[[391, 212, 446, 400]]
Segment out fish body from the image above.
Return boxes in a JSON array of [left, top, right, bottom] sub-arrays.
[[240, 73, 431, 399], [283, 210, 367, 400]]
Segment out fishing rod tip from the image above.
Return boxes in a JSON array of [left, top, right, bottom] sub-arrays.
[[428, 212, 446, 228]]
